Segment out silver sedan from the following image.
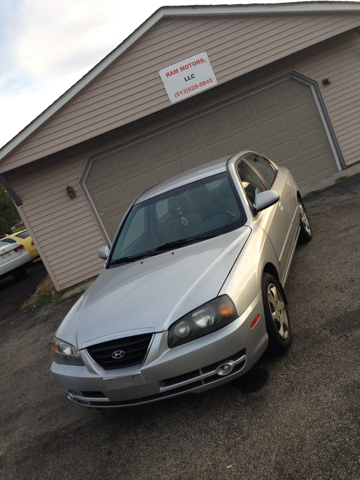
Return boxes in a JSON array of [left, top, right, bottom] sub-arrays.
[[51, 151, 312, 408]]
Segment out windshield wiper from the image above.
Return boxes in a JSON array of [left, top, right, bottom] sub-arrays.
[[153, 234, 219, 252], [111, 234, 219, 265], [110, 251, 159, 265]]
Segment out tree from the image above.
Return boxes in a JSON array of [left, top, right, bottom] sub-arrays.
[[0, 185, 22, 235]]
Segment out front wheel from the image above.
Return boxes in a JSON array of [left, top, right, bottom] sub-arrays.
[[262, 273, 292, 355], [298, 198, 312, 244]]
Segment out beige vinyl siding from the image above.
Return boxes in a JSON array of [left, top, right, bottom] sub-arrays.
[[2, 13, 360, 171], [8, 152, 105, 291]]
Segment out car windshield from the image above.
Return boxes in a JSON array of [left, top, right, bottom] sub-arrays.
[[109, 172, 246, 265]]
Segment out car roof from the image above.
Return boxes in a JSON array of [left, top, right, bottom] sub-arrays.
[[136, 155, 232, 203]]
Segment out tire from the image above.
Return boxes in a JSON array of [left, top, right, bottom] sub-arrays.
[[298, 198, 312, 244], [11, 267, 27, 280], [262, 273, 292, 355]]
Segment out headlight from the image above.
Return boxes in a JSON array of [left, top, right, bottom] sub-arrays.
[[168, 295, 238, 348], [52, 337, 84, 366]]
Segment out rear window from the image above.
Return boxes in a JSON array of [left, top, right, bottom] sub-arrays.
[[1, 238, 17, 243], [16, 231, 30, 239]]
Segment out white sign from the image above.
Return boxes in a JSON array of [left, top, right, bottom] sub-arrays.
[[159, 52, 217, 104]]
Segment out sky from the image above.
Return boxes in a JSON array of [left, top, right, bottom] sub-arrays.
[[0, 0, 356, 150]]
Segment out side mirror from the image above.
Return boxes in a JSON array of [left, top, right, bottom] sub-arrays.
[[253, 190, 279, 214], [98, 246, 110, 260]]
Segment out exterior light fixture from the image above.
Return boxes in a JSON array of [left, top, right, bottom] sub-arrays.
[[322, 78, 331, 86], [66, 186, 76, 199]]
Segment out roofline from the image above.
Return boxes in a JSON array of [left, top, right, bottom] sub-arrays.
[[2, 1, 360, 162]]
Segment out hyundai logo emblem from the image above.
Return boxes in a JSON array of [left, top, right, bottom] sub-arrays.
[[112, 350, 125, 359]]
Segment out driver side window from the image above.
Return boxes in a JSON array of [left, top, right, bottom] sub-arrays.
[[236, 159, 267, 205]]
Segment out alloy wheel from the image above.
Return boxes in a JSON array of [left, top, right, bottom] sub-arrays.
[[267, 283, 289, 340]]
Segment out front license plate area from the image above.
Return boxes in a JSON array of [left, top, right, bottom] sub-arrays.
[[103, 372, 145, 390]]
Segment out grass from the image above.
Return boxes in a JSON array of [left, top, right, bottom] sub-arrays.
[[306, 190, 321, 196], [12, 225, 27, 233], [20, 274, 85, 312], [335, 175, 350, 183]]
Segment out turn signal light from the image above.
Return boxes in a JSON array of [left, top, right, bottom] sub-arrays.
[[219, 303, 234, 317]]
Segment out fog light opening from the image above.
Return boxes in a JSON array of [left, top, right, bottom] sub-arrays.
[[66, 391, 75, 402], [216, 361, 235, 376]]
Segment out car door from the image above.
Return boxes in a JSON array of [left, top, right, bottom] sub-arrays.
[[236, 153, 297, 281]]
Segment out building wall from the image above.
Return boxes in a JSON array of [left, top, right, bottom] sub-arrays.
[[2, 13, 360, 172], [5, 29, 360, 291], [7, 149, 105, 290]]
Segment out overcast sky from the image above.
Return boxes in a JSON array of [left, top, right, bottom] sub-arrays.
[[0, 0, 356, 150]]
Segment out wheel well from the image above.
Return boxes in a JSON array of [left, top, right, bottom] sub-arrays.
[[262, 263, 288, 305], [263, 262, 279, 282]]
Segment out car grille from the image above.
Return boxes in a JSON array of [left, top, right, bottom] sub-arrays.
[[86, 333, 153, 370]]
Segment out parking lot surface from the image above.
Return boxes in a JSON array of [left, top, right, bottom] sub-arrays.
[[1, 175, 359, 480], [0, 260, 48, 321]]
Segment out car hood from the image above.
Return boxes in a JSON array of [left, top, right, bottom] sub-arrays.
[[62, 228, 251, 349]]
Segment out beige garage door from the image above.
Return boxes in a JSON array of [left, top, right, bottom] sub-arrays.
[[84, 77, 338, 241]]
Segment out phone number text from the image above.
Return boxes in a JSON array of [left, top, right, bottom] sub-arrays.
[[174, 78, 213, 99]]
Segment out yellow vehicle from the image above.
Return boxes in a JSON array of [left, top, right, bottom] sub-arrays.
[[2, 230, 39, 260]]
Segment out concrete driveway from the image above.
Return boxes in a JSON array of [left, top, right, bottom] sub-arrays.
[[1, 174, 359, 480]]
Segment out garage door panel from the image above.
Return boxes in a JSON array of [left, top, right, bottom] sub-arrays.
[[152, 161, 180, 184], [207, 138, 234, 160], [84, 77, 339, 240], [97, 185, 126, 210], [252, 89, 279, 114], [223, 100, 252, 126], [170, 124, 198, 146], [142, 135, 172, 160], [112, 146, 143, 172], [88, 158, 115, 183], [297, 128, 328, 153], [288, 102, 316, 127], [197, 112, 225, 137], [288, 164, 307, 184], [306, 153, 335, 178], [180, 149, 208, 171], [234, 127, 262, 150], [270, 140, 297, 163], [261, 114, 288, 139], [125, 172, 153, 196], [279, 80, 307, 101]]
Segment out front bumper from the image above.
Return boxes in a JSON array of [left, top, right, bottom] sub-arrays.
[[51, 291, 267, 408]]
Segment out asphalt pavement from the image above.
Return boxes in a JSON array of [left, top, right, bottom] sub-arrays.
[[1, 174, 359, 480], [0, 260, 48, 321]]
